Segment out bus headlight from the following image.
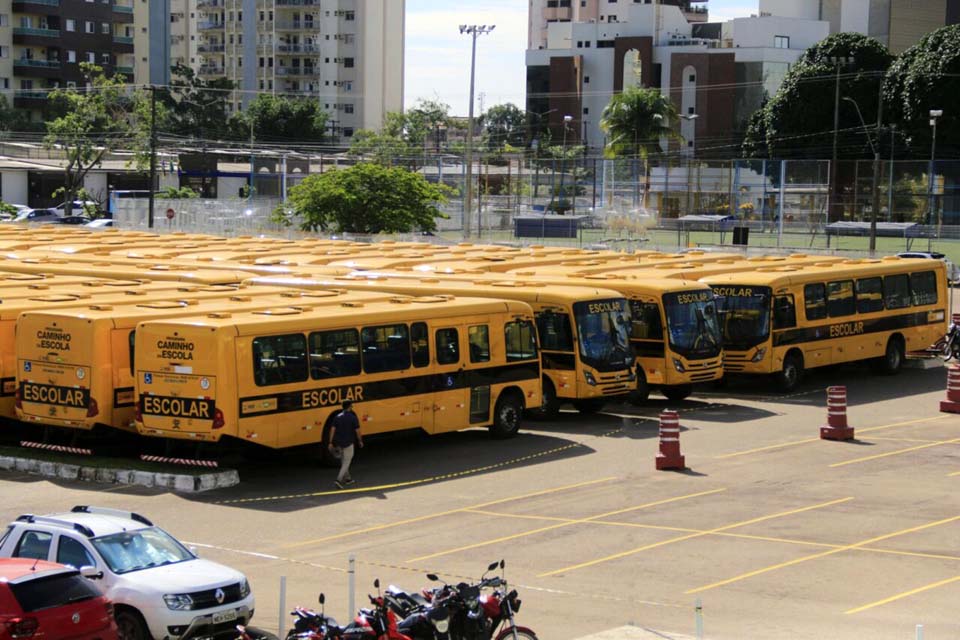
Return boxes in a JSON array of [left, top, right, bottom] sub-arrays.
[[584, 371, 597, 386], [672, 359, 686, 373], [751, 348, 768, 362]]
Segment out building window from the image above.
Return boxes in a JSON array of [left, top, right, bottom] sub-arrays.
[[774, 35, 789, 49], [344, 10, 354, 20], [576, 41, 582, 48], [86, 52, 95, 63], [0, 14, 7, 27], [20, 79, 33, 90], [66, 19, 76, 32], [583, 107, 589, 114], [343, 127, 354, 137], [343, 57, 354, 68], [0, 78, 7, 90], [688, 106, 694, 114], [101, 52, 110, 64], [85, 21, 95, 33], [596, 40, 614, 48], [689, 73, 696, 82], [343, 103, 354, 114], [584, 76, 590, 84]]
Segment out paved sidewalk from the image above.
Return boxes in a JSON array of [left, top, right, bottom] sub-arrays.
[[576, 626, 698, 640]]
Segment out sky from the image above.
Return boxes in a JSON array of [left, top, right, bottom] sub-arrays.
[[404, 0, 760, 116]]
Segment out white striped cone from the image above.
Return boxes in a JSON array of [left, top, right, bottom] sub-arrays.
[[656, 410, 685, 470], [139, 454, 218, 468], [20, 441, 92, 456], [941, 366, 960, 413]]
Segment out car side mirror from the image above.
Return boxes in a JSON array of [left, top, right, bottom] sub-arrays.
[[80, 566, 103, 580]]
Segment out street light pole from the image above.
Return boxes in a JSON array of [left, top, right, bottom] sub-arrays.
[[929, 109, 943, 243], [828, 56, 853, 222], [842, 96, 881, 253], [557, 115, 572, 214], [459, 24, 495, 239]]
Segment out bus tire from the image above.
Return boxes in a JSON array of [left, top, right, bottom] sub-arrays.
[[778, 352, 804, 392], [319, 415, 339, 467], [573, 398, 605, 413], [490, 390, 524, 439], [877, 335, 905, 375], [630, 368, 650, 405], [661, 384, 693, 402], [531, 377, 560, 420]]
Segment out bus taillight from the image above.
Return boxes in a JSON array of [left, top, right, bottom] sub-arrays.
[[133, 402, 142, 423], [86, 398, 99, 418], [14, 388, 21, 410], [212, 408, 225, 430]]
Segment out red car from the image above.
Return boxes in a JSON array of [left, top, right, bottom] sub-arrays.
[[0, 558, 118, 640]]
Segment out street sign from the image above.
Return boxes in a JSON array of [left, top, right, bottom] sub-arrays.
[[165, 208, 175, 220]]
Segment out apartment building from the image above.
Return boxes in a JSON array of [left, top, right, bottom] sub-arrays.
[[761, 0, 960, 53], [192, 0, 404, 140], [526, 0, 828, 155], [0, 0, 149, 116]]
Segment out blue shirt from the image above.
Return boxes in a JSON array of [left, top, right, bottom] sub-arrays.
[[331, 410, 360, 447]]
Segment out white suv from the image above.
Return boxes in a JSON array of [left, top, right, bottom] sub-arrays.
[[0, 506, 255, 640]]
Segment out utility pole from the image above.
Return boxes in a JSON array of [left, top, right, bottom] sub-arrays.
[[148, 85, 157, 229], [842, 96, 881, 252], [459, 24, 495, 239], [828, 57, 852, 222], [887, 124, 896, 221]]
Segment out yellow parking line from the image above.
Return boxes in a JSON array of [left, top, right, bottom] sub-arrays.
[[281, 477, 617, 549], [686, 514, 960, 594], [846, 575, 960, 614], [829, 438, 960, 468], [539, 497, 852, 578], [716, 416, 951, 460], [948, 470, 960, 477], [869, 437, 948, 444], [408, 488, 727, 563]]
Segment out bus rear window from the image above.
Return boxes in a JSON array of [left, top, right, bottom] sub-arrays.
[[253, 334, 308, 386], [911, 271, 938, 306]]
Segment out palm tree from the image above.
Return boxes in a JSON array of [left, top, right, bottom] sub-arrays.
[[599, 87, 680, 209]]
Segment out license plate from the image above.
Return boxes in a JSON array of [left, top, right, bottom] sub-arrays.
[[212, 610, 238, 625]]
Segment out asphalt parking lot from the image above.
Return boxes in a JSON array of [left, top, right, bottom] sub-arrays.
[[1, 361, 958, 639]]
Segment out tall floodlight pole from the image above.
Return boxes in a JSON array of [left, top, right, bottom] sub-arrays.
[[928, 109, 943, 248], [460, 24, 495, 239], [557, 114, 573, 213], [843, 96, 881, 253], [828, 56, 853, 222]]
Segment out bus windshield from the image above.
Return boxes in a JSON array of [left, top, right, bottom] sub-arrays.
[[711, 285, 772, 350], [662, 291, 722, 359], [573, 299, 633, 372]]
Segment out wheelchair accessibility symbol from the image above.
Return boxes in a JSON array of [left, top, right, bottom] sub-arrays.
[[144, 373, 153, 384], [445, 375, 454, 388], [23, 362, 31, 373]]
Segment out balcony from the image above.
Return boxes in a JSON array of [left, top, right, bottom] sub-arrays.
[[275, 22, 316, 30], [196, 0, 223, 7], [198, 21, 224, 30], [14, 90, 48, 109], [275, 0, 319, 5], [276, 43, 321, 54], [12, 27, 60, 46], [197, 43, 225, 53], [14, 58, 62, 79], [198, 65, 225, 75], [112, 3, 133, 12], [14, 58, 60, 68], [113, 35, 133, 44], [276, 66, 316, 77], [12, 0, 60, 9], [116, 65, 133, 74]]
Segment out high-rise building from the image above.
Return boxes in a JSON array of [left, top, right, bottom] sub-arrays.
[[0, 0, 150, 117], [526, 0, 828, 154], [192, 0, 404, 141], [759, 0, 960, 53]]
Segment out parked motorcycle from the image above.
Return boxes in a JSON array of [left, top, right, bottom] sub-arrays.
[[235, 625, 281, 640], [342, 580, 413, 640], [384, 580, 452, 640], [933, 318, 960, 361], [284, 593, 341, 639]]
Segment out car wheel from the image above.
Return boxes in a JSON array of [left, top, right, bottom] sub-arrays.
[[115, 608, 150, 640]]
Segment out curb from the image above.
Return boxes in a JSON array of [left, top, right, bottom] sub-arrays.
[[0, 455, 239, 493]]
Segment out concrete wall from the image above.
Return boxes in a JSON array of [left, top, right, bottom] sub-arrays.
[[759, 0, 820, 20], [83, 173, 108, 203], [890, 0, 946, 53], [145, 0, 170, 86], [840, 0, 871, 32], [359, 0, 404, 132], [1, 170, 27, 206], [727, 15, 830, 50]]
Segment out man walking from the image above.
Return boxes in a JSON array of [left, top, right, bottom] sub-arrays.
[[329, 400, 363, 488]]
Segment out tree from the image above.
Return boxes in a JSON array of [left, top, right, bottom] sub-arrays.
[[349, 99, 452, 167], [227, 94, 329, 142], [44, 64, 152, 216], [599, 86, 679, 159], [276, 162, 450, 234], [742, 33, 892, 158], [161, 63, 234, 140], [480, 103, 526, 151], [884, 24, 960, 158], [0, 95, 34, 133]]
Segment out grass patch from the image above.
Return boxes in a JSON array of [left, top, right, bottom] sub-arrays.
[[0, 445, 223, 476]]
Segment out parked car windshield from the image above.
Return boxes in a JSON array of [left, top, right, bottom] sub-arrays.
[[91, 527, 194, 574], [9, 572, 101, 611]]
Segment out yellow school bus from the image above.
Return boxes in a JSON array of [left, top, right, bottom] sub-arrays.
[[701, 258, 948, 390], [15, 289, 398, 434], [244, 274, 635, 415], [134, 296, 541, 451], [0, 257, 253, 284]]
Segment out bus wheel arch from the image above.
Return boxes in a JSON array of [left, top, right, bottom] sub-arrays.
[[531, 376, 560, 420], [877, 334, 905, 374], [778, 350, 804, 392], [661, 384, 693, 402], [491, 388, 525, 438], [630, 367, 650, 406]]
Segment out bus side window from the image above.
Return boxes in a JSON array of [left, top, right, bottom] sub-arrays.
[[436, 328, 459, 365], [910, 270, 938, 306], [855, 277, 884, 314], [535, 311, 574, 351], [468, 325, 490, 363], [411, 322, 430, 368], [804, 284, 827, 321], [629, 301, 663, 340], [128, 330, 135, 375], [252, 334, 308, 386], [884, 274, 911, 309], [773, 295, 796, 329], [827, 280, 855, 317], [361, 324, 410, 374], [308, 329, 361, 380], [505, 320, 537, 362]]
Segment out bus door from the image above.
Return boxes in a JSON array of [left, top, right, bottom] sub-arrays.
[[426, 326, 470, 434], [629, 296, 667, 385], [466, 322, 493, 423]]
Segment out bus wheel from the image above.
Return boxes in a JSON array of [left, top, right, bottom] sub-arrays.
[[573, 398, 605, 413], [778, 352, 804, 392], [629, 369, 650, 406], [490, 392, 523, 439], [877, 336, 905, 375], [531, 378, 560, 420], [661, 384, 693, 402], [319, 416, 339, 467]]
